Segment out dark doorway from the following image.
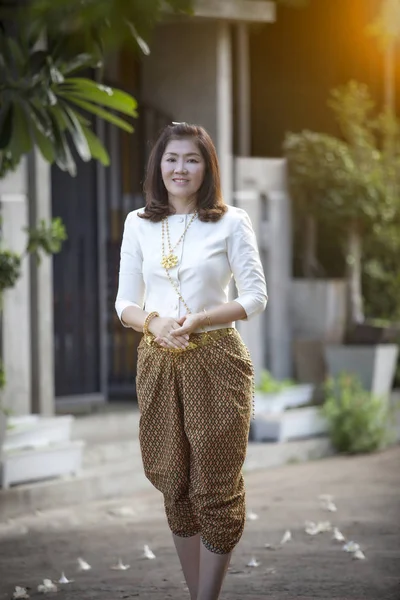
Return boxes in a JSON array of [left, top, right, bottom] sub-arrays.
[[51, 159, 101, 400]]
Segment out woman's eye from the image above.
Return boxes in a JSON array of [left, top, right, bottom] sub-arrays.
[[188, 159, 198, 163]]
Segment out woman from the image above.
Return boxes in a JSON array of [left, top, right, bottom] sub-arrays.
[[115, 122, 267, 600]]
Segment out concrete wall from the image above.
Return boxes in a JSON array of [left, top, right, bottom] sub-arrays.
[[142, 22, 218, 144], [235, 158, 292, 380], [0, 161, 31, 414]]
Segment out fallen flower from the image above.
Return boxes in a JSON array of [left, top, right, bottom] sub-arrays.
[[107, 506, 136, 518], [247, 510, 259, 521], [343, 541, 360, 553], [58, 573, 74, 584], [37, 580, 58, 593], [332, 528, 346, 542], [319, 495, 337, 512], [12, 587, 29, 599], [280, 530, 292, 545], [353, 549, 366, 560], [247, 557, 260, 568], [77, 557, 91, 571], [264, 543, 278, 550], [143, 545, 156, 560], [110, 558, 130, 571], [305, 520, 332, 535]]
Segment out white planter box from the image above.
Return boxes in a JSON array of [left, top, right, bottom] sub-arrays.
[[291, 279, 347, 343], [251, 406, 328, 442], [325, 344, 399, 398], [255, 384, 314, 415], [1, 440, 85, 489], [4, 415, 74, 452], [0, 412, 7, 460]]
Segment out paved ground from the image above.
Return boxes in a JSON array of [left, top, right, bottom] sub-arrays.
[[0, 446, 399, 600]]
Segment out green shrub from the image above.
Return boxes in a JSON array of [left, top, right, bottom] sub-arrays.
[[256, 370, 295, 394], [322, 373, 391, 454]]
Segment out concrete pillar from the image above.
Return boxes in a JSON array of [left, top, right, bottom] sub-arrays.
[[216, 21, 233, 202], [0, 160, 32, 415], [28, 151, 55, 415], [235, 190, 265, 384], [236, 23, 251, 156], [268, 189, 292, 379]]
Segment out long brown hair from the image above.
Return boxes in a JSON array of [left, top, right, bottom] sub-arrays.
[[139, 123, 227, 222]]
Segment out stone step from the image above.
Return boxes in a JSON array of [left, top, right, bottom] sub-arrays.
[[83, 438, 141, 468], [0, 436, 333, 522], [71, 409, 140, 445]]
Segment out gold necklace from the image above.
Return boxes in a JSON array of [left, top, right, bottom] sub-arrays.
[[161, 212, 197, 269]]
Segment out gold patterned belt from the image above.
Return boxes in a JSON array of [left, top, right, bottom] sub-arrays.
[[143, 327, 235, 353]]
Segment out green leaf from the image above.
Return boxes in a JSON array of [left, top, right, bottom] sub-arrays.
[[7, 102, 33, 161], [126, 21, 150, 56], [0, 103, 13, 150], [60, 53, 101, 75], [49, 112, 76, 175], [62, 103, 91, 162], [58, 78, 138, 116], [81, 125, 110, 166], [62, 95, 134, 133], [32, 122, 56, 164]]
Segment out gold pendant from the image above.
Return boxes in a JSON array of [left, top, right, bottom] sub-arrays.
[[161, 254, 178, 269]]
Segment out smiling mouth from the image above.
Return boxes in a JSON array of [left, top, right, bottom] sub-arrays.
[[172, 178, 189, 183]]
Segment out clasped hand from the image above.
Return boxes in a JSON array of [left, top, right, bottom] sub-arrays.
[[148, 314, 203, 349]]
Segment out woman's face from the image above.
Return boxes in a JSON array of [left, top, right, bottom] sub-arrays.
[[161, 137, 206, 204]]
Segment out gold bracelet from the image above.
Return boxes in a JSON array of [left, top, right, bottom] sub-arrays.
[[203, 309, 212, 327], [143, 311, 160, 336]]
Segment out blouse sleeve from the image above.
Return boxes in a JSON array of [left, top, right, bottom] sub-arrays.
[[227, 209, 268, 320], [115, 212, 145, 327]]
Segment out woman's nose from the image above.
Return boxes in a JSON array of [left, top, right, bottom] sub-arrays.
[[174, 160, 186, 173]]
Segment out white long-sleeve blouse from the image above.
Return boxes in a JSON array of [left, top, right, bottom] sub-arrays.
[[115, 205, 268, 331]]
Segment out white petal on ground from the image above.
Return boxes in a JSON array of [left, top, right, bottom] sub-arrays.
[[13, 587, 30, 599], [305, 521, 320, 535], [247, 510, 259, 521], [264, 543, 278, 550], [332, 527, 346, 542], [37, 579, 58, 593], [325, 501, 337, 512], [305, 521, 332, 535], [77, 557, 91, 571], [107, 506, 136, 518], [247, 557, 260, 568], [110, 558, 131, 571], [317, 521, 332, 532], [280, 530, 292, 545], [58, 572, 74, 584], [343, 541, 361, 553], [143, 545, 156, 559], [353, 549, 366, 560]]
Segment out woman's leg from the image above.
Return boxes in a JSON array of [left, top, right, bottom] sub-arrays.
[[197, 544, 232, 600], [135, 344, 200, 596], [179, 331, 253, 598], [172, 532, 201, 600]]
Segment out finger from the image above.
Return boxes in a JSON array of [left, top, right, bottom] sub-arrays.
[[164, 334, 187, 350], [171, 326, 190, 336], [176, 316, 186, 325]]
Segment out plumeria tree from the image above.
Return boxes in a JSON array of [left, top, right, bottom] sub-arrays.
[[284, 81, 399, 328]]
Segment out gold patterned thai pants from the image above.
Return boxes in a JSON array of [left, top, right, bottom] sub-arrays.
[[135, 327, 253, 554]]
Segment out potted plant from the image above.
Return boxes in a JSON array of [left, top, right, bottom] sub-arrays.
[[249, 371, 326, 443], [284, 81, 400, 396], [254, 370, 314, 414]]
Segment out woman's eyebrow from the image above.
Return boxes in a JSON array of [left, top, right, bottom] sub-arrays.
[[164, 152, 201, 157]]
